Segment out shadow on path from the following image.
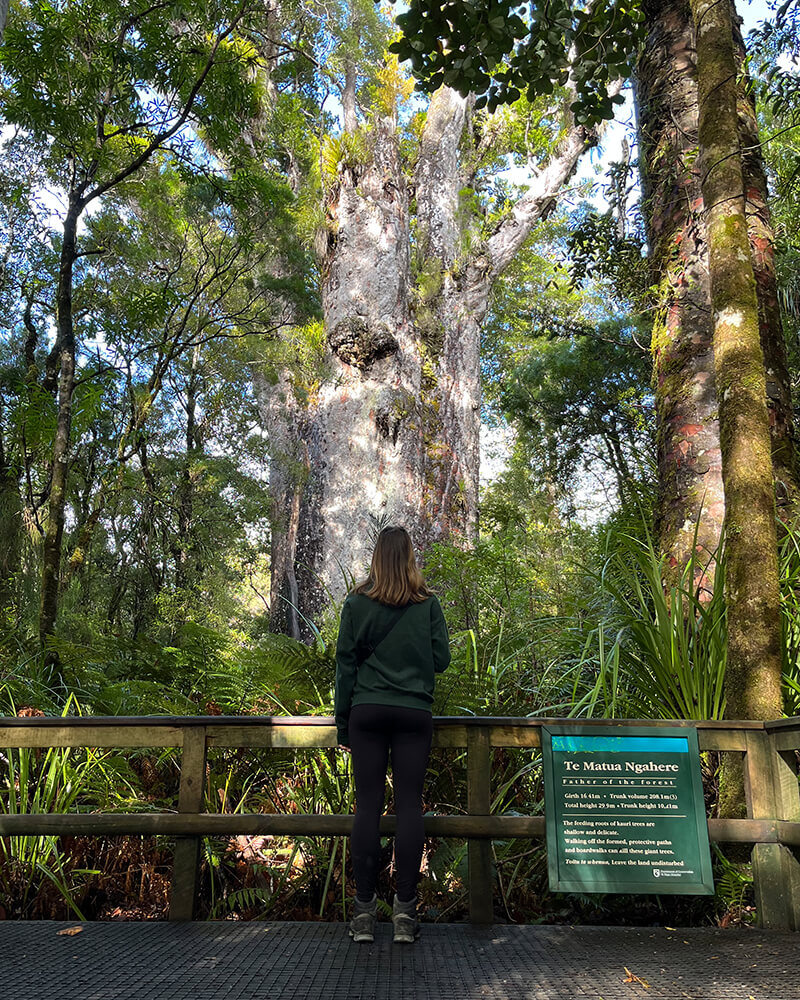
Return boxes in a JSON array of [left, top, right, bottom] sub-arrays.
[[1, 920, 798, 999]]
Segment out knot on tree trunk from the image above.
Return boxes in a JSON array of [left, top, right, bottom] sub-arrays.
[[328, 316, 398, 370], [374, 408, 401, 444]]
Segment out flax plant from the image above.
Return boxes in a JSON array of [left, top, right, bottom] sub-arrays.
[[436, 622, 581, 717], [0, 695, 111, 918], [572, 533, 727, 721], [778, 520, 800, 716]]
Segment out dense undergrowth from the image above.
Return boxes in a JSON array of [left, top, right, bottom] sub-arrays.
[[1, 523, 799, 927]]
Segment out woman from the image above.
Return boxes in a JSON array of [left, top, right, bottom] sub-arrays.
[[335, 526, 450, 944]]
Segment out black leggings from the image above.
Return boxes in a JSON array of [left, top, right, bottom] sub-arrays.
[[349, 704, 433, 903]]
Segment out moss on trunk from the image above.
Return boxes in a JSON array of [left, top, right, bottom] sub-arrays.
[[731, 13, 800, 512], [691, 0, 783, 738], [638, 0, 798, 594], [0, 431, 22, 627], [40, 200, 81, 666], [638, 0, 725, 594]]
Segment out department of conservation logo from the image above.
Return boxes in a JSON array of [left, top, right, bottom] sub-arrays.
[[652, 867, 693, 879]]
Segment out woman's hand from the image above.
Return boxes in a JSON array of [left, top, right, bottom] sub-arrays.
[[338, 743, 351, 752]]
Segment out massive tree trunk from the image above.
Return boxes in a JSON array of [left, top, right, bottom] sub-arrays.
[[414, 88, 476, 541], [691, 0, 783, 722], [316, 107, 424, 595], [638, 0, 798, 592], [264, 81, 617, 628]]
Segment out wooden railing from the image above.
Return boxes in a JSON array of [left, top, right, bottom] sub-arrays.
[[1, 715, 799, 929]]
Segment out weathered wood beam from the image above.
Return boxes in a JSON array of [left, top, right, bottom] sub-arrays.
[[5, 812, 800, 848], [0, 812, 545, 838], [467, 726, 494, 923], [169, 726, 208, 921]]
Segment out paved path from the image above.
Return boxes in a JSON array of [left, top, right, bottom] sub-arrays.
[[1, 920, 798, 999]]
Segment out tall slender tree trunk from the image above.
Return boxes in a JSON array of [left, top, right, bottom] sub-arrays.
[[638, 0, 798, 591], [174, 354, 203, 591], [637, 0, 724, 592], [0, 406, 22, 627], [0, 0, 9, 44], [261, 372, 325, 639], [39, 200, 81, 653], [732, 12, 799, 512], [691, 0, 783, 723]]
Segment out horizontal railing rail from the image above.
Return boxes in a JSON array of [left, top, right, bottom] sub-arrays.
[[1, 715, 799, 928]]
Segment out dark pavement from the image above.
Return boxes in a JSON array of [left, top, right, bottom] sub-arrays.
[[2, 920, 798, 999]]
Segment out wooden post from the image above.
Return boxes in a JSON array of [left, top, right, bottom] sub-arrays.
[[769, 729, 800, 931], [467, 726, 493, 924], [169, 726, 208, 921], [744, 729, 794, 929]]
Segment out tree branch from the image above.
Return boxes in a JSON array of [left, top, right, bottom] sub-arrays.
[[84, 0, 250, 206], [486, 82, 624, 282]]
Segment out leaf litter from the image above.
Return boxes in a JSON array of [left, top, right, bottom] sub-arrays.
[[623, 966, 651, 989]]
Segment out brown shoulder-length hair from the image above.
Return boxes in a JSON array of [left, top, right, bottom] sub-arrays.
[[354, 526, 432, 606]]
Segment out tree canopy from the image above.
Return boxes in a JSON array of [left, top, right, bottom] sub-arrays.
[[389, 0, 645, 120]]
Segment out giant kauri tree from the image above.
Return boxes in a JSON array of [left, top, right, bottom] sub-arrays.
[[261, 11, 626, 636]]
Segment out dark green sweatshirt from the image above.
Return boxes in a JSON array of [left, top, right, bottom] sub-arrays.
[[334, 592, 451, 746]]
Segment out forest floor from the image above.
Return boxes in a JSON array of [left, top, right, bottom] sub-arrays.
[[1, 920, 798, 999]]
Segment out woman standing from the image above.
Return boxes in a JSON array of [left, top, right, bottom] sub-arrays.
[[335, 526, 451, 944]]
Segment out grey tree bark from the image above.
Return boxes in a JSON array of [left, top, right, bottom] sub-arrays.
[[0, 0, 9, 45], [262, 81, 617, 633]]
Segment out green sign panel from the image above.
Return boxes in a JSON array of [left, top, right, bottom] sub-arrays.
[[542, 725, 714, 895]]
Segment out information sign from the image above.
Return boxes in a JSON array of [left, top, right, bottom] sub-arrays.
[[542, 724, 714, 894]]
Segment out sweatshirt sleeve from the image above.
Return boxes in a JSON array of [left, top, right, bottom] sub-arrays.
[[334, 599, 358, 746], [431, 596, 451, 674]]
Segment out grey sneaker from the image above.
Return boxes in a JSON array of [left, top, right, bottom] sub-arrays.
[[392, 894, 419, 944], [349, 894, 377, 943]]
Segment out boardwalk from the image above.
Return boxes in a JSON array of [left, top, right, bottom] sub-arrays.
[[1, 921, 798, 1000]]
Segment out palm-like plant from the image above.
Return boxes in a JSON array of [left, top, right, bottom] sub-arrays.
[[0, 694, 114, 918], [570, 532, 727, 721]]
